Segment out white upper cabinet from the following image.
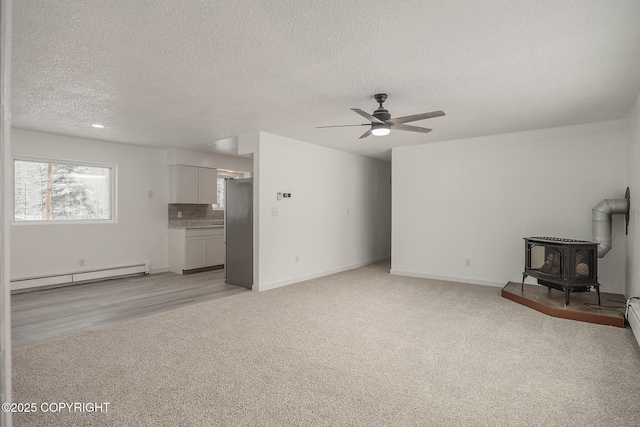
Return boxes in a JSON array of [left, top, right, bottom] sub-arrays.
[[169, 165, 217, 204], [169, 165, 198, 203], [198, 167, 218, 204]]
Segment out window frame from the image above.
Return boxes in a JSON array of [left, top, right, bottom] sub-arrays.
[[12, 155, 118, 225]]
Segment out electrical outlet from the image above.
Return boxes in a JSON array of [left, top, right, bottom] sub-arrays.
[[148, 190, 153, 197], [295, 256, 299, 263], [465, 258, 471, 267], [178, 212, 182, 218], [271, 208, 278, 216], [79, 259, 85, 267]]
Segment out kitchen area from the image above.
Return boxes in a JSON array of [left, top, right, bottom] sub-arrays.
[[167, 154, 253, 290]]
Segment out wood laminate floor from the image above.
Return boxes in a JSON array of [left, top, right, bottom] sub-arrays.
[[11, 269, 248, 347]]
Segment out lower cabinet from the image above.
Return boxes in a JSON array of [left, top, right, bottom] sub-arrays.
[[185, 236, 207, 270], [169, 227, 225, 274], [206, 234, 225, 266]]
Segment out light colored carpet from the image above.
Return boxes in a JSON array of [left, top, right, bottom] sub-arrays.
[[12, 262, 640, 426]]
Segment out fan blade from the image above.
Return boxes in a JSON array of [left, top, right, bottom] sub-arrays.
[[359, 128, 373, 139], [392, 123, 432, 134], [351, 108, 384, 124], [316, 124, 369, 128], [387, 110, 445, 125]]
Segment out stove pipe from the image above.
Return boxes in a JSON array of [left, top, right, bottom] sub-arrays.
[[592, 188, 630, 258]]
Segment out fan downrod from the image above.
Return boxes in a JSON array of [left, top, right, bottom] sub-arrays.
[[373, 93, 390, 121]]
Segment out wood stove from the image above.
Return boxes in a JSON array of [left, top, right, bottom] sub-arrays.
[[522, 237, 599, 306]]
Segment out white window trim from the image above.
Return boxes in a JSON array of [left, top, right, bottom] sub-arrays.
[[12, 155, 118, 225]]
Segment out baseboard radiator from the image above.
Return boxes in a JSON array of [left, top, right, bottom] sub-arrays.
[[628, 300, 640, 348], [11, 263, 150, 292]]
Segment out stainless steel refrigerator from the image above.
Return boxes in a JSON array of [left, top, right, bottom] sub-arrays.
[[225, 178, 253, 289]]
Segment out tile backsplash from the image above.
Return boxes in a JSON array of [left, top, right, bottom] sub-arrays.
[[168, 204, 224, 221]]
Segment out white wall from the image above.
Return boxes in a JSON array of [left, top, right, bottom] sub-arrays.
[[248, 132, 391, 291], [626, 93, 640, 298], [238, 132, 261, 286], [0, 1, 12, 417], [10, 129, 170, 282], [392, 120, 629, 294]]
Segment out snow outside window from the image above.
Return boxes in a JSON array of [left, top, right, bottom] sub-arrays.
[[14, 158, 115, 222], [215, 177, 226, 208]]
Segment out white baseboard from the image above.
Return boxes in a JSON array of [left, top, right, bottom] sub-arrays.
[[389, 269, 505, 288], [10, 274, 73, 291], [11, 263, 150, 291], [255, 256, 391, 292], [628, 301, 640, 348]]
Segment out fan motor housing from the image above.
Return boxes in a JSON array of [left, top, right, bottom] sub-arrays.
[[373, 108, 391, 121]]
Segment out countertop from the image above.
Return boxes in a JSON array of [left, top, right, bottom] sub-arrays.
[[169, 220, 224, 229]]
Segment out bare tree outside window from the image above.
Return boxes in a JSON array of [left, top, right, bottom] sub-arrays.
[[14, 159, 113, 222], [215, 177, 225, 208]]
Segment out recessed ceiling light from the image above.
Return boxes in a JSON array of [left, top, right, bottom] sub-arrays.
[[91, 124, 105, 128]]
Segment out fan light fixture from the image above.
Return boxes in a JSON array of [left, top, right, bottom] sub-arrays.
[[371, 123, 390, 136]]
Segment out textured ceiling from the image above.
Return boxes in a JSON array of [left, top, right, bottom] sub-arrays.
[[11, 0, 640, 160]]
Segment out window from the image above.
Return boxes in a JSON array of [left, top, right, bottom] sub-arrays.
[[14, 158, 115, 222], [215, 177, 226, 208]]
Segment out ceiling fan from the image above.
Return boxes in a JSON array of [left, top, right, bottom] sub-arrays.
[[317, 93, 445, 139]]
